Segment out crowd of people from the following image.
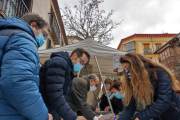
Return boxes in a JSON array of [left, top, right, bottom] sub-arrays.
[[100, 79, 124, 116], [0, 13, 180, 120]]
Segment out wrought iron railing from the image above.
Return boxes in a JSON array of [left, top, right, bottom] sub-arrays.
[[0, 0, 29, 17], [144, 48, 152, 54], [49, 12, 61, 44]]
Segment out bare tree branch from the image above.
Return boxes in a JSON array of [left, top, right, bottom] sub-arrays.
[[61, 0, 122, 45]]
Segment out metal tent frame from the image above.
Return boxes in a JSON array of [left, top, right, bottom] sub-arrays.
[[77, 56, 115, 115]]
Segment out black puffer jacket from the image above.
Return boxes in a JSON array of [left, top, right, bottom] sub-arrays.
[[100, 94, 109, 111], [39, 52, 77, 120], [111, 97, 124, 114]]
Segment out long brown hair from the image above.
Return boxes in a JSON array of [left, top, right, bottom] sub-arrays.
[[120, 53, 179, 107]]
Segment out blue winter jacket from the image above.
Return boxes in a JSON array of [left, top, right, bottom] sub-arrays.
[[0, 17, 48, 120], [119, 69, 180, 120], [39, 52, 77, 120]]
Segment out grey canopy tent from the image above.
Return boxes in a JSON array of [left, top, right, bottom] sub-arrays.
[[38, 39, 127, 115]]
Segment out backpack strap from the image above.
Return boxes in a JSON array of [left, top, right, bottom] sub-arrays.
[[154, 69, 158, 82]]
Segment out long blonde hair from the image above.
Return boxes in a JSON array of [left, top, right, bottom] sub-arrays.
[[120, 53, 179, 107]]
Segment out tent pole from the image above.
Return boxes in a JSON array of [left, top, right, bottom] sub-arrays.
[[94, 56, 114, 115]]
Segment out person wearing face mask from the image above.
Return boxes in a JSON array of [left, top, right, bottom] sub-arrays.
[[107, 81, 124, 119], [39, 48, 90, 120], [100, 84, 112, 111], [0, 13, 51, 120], [67, 74, 104, 120], [111, 53, 180, 120]]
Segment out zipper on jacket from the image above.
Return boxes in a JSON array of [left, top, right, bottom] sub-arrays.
[[171, 102, 179, 111]]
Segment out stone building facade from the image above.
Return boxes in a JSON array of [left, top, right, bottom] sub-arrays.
[[154, 33, 180, 80]]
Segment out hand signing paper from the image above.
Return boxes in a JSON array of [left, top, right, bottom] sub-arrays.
[[105, 106, 110, 111]]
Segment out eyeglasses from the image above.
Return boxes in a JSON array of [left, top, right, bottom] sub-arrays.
[[94, 80, 98, 87], [41, 28, 48, 39], [123, 65, 129, 70], [37, 26, 48, 39], [78, 56, 86, 66]]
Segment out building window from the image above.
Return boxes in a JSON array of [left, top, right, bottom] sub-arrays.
[[23, 0, 33, 12], [49, 11, 61, 45], [0, 0, 31, 17], [162, 51, 165, 60], [123, 41, 135, 52], [144, 44, 150, 49], [156, 44, 161, 50], [161, 49, 170, 60], [160, 54, 163, 61], [164, 50, 167, 58], [167, 48, 170, 57], [143, 44, 152, 53]]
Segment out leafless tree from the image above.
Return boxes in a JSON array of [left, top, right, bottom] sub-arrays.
[[61, 0, 123, 45]]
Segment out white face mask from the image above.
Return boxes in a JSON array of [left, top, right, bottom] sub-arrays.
[[90, 86, 97, 91]]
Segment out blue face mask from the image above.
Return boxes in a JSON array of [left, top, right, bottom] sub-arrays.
[[125, 70, 131, 78], [36, 32, 45, 47], [73, 62, 83, 72], [105, 93, 111, 97], [114, 92, 122, 99], [107, 93, 111, 97]]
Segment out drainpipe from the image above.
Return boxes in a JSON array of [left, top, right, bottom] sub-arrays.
[[151, 34, 157, 61]]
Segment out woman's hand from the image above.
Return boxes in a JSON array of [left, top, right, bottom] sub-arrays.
[[105, 106, 110, 111], [135, 117, 139, 120], [109, 116, 117, 120]]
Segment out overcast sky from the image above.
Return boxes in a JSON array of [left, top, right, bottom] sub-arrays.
[[58, 0, 180, 49]]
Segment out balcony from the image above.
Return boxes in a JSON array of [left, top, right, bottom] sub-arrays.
[[49, 12, 61, 45], [0, 0, 29, 18], [144, 48, 152, 54], [127, 49, 135, 52]]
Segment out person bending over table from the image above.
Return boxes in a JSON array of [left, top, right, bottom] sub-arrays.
[[67, 74, 104, 120]]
